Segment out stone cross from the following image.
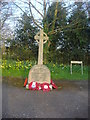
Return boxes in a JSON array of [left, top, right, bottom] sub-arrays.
[[34, 29, 48, 65], [28, 29, 50, 84]]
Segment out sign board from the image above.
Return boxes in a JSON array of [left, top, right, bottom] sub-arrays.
[[70, 61, 83, 75]]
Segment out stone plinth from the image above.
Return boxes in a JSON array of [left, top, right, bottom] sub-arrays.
[[28, 65, 51, 84]]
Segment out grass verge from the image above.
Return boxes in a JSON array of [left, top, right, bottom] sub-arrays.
[[1, 59, 88, 80]]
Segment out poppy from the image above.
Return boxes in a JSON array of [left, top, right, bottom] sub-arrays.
[[29, 81, 37, 90], [24, 78, 28, 87], [41, 82, 51, 92], [36, 83, 42, 90], [51, 80, 58, 89]]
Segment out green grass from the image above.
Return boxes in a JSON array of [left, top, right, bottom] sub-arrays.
[[47, 63, 88, 80], [0, 59, 88, 80]]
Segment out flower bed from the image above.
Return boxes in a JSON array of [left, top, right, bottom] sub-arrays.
[[24, 78, 58, 91]]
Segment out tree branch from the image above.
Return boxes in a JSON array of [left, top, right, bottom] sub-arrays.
[[44, 0, 46, 17], [12, 1, 27, 16], [28, 0, 43, 29], [35, 0, 43, 6], [29, 1, 44, 18], [48, 19, 87, 35], [12, 0, 43, 29], [51, 0, 58, 32]]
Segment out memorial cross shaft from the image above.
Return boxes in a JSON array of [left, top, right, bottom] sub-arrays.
[[34, 29, 48, 65]]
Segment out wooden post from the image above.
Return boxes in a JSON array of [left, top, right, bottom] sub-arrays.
[[81, 62, 83, 75], [70, 63, 72, 74]]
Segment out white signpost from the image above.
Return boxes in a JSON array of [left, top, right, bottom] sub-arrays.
[[70, 61, 83, 75]]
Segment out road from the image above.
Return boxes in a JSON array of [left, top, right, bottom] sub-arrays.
[[2, 78, 88, 118]]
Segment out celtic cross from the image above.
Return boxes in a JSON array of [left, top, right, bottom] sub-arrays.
[[34, 29, 49, 65]]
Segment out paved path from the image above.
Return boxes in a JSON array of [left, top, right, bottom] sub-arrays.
[[2, 79, 88, 118]]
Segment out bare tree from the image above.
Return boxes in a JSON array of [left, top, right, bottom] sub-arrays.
[[0, 0, 13, 29], [11, 0, 89, 34], [0, 0, 14, 54]]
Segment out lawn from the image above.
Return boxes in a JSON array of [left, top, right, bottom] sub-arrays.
[[0, 59, 88, 80]]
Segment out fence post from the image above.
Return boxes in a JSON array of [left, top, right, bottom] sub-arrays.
[[70, 63, 72, 74], [81, 62, 83, 75]]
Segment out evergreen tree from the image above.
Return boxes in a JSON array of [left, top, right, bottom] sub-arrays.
[[10, 13, 38, 60], [43, 2, 67, 63], [62, 2, 89, 63]]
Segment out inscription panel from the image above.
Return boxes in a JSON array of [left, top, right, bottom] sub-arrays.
[[28, 65, 51, 83]]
